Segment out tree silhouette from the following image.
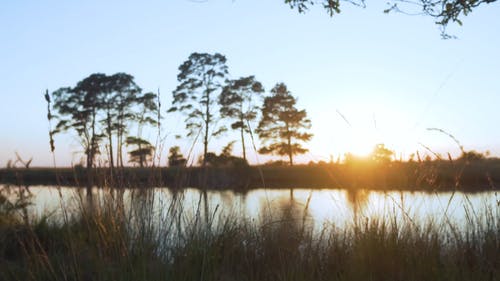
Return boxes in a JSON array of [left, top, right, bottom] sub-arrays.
[[285, 0, 495, 37], [371, 143, 394, 164], [126, 136, 154, 167], [108, 73, 142, 168], [200, 141, 248, 167], [100, 75, 116, 170], [168, 146, 187, 167], [256, 83, 313, 166], [51, 72, 149, 181], [51, 74, 107, 189], [125, 92, 159, 167], [219, 76, 264, 162], [52, 74, 107, 169], [169, 52, 229, 166], [459, 150, 487, 162]]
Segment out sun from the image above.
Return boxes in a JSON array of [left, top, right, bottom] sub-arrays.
[[347, 130, 376, 157], [349, 138, 374, 157], [310, 104, 419, 163], [310, 123, 378, 162]]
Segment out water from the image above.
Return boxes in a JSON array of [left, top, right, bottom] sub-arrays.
[[4, 185, 498, 233]]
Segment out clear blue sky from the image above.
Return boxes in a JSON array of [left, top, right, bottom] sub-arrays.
[[1, 0, 499, 167]]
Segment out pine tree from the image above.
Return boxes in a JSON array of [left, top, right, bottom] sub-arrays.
[[256, 83, 312, 166], [169, 53, 228, 166], [219, 76, 264, 162]]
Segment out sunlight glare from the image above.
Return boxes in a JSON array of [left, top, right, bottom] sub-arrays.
[[348, 129, 377, 157]]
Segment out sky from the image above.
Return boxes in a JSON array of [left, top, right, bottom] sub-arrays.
[[1, 0, 499, 167]]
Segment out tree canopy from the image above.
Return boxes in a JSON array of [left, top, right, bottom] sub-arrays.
[[285, 0, 497, 37], [50, 73, 158, 172]]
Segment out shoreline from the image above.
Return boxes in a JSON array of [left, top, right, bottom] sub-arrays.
[[1, 160, 499, 192]]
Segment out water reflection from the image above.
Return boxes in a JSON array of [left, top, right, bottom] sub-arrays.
[[5, 185, 498, 232], [346, 189, 370, 219]]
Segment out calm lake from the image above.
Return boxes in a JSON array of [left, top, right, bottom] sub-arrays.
[[6, 185, 498, 233]]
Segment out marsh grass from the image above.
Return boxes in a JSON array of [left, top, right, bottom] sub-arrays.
[[0, 177, 499, 281]]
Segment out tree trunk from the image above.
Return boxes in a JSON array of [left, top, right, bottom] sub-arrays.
[[286, 123, 293, 166], [118, 121, 124, 168], [116, 101, 125, 169], [139, 142, 144, 167], [203, 88, 210, 167], [117, 93, 124, 169], [203, 120, 209, 167], [241, 125, 246, 162], [86, 148, 92, 192], [87, 108, 97, 198], [106, 109, 114, 171], [120, 125, 124, 167], [240, 103, 247, 162]]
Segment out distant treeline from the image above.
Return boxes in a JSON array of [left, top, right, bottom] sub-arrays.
[[2, 158, 500, 191]]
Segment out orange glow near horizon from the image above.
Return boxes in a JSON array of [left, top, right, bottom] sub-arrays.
[[345, 129, 378, 157]]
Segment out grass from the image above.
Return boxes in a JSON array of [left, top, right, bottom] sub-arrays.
[[0, 181, 499, 281]]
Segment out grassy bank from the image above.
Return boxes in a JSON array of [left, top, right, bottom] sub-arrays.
[[0, 183, 498, 281], [2, 158, 500, 191]]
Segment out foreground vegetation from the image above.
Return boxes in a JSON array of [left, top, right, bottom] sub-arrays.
[[0, 181, 499, 281]]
